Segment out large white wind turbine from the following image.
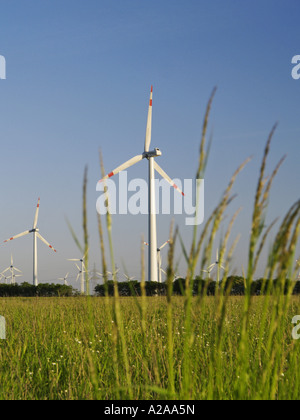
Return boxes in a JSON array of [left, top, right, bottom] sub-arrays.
[[4, 198, 57, 286], [98, 87, 184, 282], [2, 255, 22, 285]]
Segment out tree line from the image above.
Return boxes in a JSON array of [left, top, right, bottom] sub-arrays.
[[94, 276, 300, 297], [0, 277, 300, 297], [0, 282, 74, 297]]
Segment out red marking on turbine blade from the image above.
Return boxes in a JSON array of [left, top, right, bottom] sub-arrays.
[[108, 171, 114, 178], [182, 192, 185, 196], [173, 184, 178, 190], [151, 85, 153, 92], [149, 99, 152, 106]]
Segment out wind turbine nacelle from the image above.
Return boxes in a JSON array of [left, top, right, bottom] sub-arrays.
[[143, 148, 162, 159], [30, 228, 39, 233]]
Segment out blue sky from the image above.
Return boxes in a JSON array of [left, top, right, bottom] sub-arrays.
[[0, 0, 299, 288]]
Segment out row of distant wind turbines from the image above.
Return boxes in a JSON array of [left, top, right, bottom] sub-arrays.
[[0, 193, 177, 293]]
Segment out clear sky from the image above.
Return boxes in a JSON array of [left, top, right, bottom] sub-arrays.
[[0, 0, 299, 289]]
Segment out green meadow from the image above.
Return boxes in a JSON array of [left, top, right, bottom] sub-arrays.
[[0, 296, 299, 400]]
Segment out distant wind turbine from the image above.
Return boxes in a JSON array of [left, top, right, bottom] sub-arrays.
[[4, 198, 57, 286], [68, 251, 88, 294], [98, 86, 184, 282], [89, 264, 104, 287], [2, 255, 22, 285], [0, 273, 10, 284], [58, 272, 69, 286], [123, 273, 136, 281], [204, 249, 225, 283], [144, 239, 170, 283], [107, 268, 120, 280]]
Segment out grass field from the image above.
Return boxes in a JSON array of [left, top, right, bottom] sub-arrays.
[[0, 295, 300, 400]]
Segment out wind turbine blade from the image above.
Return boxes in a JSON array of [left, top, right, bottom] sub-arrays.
[[2, 267, 10, 274], [144, 85, 153, 153], [4, 230, 31, 243], [33, 198, 41, 229], [159, 240, 170, 250], [75, 263, 81, 271], [153, 161, 185, 196], [216, 248, 219, 261], [98, 155, 143, 183], [36, 232, 57, 252], [14, 268, 22, 273], [68, 259, 80, 262], [206, 264, 216, 273]]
